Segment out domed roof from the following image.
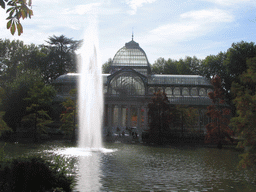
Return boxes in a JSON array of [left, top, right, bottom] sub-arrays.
[[52, 73, 79, 84], [112, 39, 150, 68]]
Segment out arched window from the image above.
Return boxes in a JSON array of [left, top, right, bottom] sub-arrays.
[[173, 87, 180, 96], [109, 72, 145, 96], [191, 87, 198, 96], [199, 88, 206, 96], [165, 87, 172, 96], [182, 87, 189, 96]]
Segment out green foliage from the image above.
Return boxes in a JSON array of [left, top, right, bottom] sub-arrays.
[[205, 76, 233, 148], [1, 0, 33, 35], [60, 89, 77, 140], [45, 35, 82, 82], [22, 79, 56, 142], [148, 91, 171, 144], [0, 112, 12, 138], [102, 58, 112, 73], [0, 37, 81, 84], [230, 57, 256, 169], [151, 56, 201, 75], [1, 70, 56, 138], [2, 70, 41, 132], [171, 105, 199, 130], [0, 155, 74, 192], [201, 41, 256, 116]]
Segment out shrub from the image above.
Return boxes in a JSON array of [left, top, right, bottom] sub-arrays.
[[0, 156, 73, 192]]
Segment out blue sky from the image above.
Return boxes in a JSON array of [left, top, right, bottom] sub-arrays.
[[1, 0, 256, 64]]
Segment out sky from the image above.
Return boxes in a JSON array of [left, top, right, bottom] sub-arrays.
[[1, 0, 256, 64]]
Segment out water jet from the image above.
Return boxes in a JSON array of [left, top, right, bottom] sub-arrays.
[[77, 15, 103, 149]]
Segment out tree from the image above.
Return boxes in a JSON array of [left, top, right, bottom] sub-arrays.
[[176, 57, 194, 75], [45, 35, 82, 83], [0, 39, 28, 81], [0, 87, 12, 137], [205, 75, 233, 149], [60, 89, 77, 141], [171, 105, 199, 133], [1, 0, 33, 35], [151, 57, 166, 74], [148, 90, 171, 144], [2, 70, 52, 133], [201, 52, 227, 79], [22, 80, 56, 142], [201, 42, 256, 116], [102, 58, 112, 74], [151, 56, 201, 75], [230, 57, 256, 169], [225, 41, 256, 82]]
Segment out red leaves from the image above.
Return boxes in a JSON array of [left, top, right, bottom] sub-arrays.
[[205, 75, 233, 145]]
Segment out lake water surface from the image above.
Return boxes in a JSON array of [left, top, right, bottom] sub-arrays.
[[2, 141, 256, 191]]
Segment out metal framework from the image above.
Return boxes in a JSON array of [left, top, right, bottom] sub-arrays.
[[52, 39, 214, 137]]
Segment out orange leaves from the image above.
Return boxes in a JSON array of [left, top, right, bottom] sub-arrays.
[[205, 75, 233, 145], [4, 0, 33, 36]]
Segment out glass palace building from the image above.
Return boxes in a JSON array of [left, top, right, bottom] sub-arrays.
[[53, 38, 213, 137]]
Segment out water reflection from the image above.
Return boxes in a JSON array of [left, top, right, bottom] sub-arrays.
[[14, 142, 256, 191], [76, 154, 102, 191]]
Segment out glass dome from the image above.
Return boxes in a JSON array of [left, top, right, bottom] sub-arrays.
[[108, 72, 145, 96], [111, 39, 151, 75]]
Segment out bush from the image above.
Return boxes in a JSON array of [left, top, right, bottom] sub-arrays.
[[0, 156, 74, 192]]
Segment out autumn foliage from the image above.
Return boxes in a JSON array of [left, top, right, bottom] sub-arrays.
[[230, 57, 256, 168], [205, 75, 233, 148], [148, 91, 171, 144]]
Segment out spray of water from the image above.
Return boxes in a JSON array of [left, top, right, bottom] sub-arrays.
[[77, 15, 103, 149]]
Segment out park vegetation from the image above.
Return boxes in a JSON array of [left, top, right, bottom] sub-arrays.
[[147, 90, 199, 144], [0, 144, 74, 191], [0, 36, 255, 168], [60, 89, 77, 142], [0, 36, 81, 142], [205, 75, 233, 149]]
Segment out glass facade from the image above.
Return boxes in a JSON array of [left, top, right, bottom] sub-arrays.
[[109, 72, 145, 96], [111, 40, 151, 75], [52, 38, 214, 135]]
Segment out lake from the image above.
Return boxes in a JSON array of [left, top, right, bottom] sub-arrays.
[[2, 141, 256, 191]]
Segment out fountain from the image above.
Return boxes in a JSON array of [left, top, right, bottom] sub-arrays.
[[77, 15, 103, 149]]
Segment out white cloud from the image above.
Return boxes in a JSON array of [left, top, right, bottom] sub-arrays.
[[200, 0, 251, 6], [63, 3, 102, 15], [126, 0, 157, 15], [140, 9, 234, 45], [181, 9, 233, 23]]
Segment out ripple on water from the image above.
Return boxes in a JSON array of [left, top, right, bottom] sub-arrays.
[[44, 147, 117, 157]]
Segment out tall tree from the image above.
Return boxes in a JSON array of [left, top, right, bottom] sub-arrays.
[[60, 89, 77, 141], [205, 76, 233, 149], [0, 39, 26, 81], [225, 41, 256, 82], [151, 57, 166, 74], [45, 35, 82, 83], [201, 41, 256, 116], [164, 59, 179, 74], [2, 70, 52, 132], [176, 57, 194, 75], [148, 90, 171, 144], [22, 80, 56, 142], [230, 57, 256, 169], [102, 58, 112, 74]]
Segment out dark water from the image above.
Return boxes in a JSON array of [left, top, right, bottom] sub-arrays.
[[2, 141, 256, 191]]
